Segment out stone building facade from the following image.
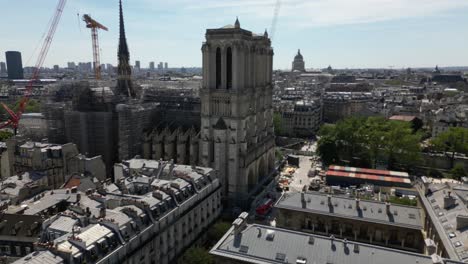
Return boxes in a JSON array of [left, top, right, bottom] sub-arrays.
[[322, 92, 374, 123], [199, 19, 276, 207], [11, 159, 222, 264], [280, 100, 322, 137], [275, 192, 425, 253]]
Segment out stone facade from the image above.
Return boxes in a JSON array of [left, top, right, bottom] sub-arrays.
[[280, 100, 322, 137], [275, 192, 425, 253], [200, 19, 276, 207], [322, 92, 374, 123], [11, 160, 222, 264]]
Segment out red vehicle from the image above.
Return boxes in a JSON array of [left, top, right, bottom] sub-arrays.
[[256, 198, 274, 216]]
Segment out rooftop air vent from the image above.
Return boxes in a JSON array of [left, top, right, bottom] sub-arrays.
[[275, 253, 286, 262], [239, 245, 249, 254], [308, 236, 315, 245], [266, 230, 276, 241], [354, 244, 360, 253], [296, 257, 307, 264]]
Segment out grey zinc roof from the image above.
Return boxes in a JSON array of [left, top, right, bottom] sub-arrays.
[[211, 224, 463, 264], [417, 182, 468, 262], [276, 192, 423, 229], [13, 250, 64, 264], [48, 216, 78, 233]]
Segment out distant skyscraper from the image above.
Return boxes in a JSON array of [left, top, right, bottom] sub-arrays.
[[5, 51, 24, 79], [67, 62, 76, 69], [164, 62, 168, 69], [53, 65, 59, 72], [0, 62, 6, 74], [116, 0, 135, 98], [149, 62, 155, 70], [135, 60, 140, 70], [158, 62, 163, 70], [292, 49, 305, 72]]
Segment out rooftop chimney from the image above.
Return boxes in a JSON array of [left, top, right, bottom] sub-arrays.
[[327, 195, 332, 206], [355, 199, 360, 210], [99, 207, 106, 218], [386, 202, 391, 215], [443, 192, 456, 209]]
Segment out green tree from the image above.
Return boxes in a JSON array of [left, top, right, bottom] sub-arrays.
[[317, 124, 338, 165], [178, 247, 214, 264], [360, 117, 388, 168], [431, 127, 468, 168], [273, 112, 283, 135], [207, 221, 231, 244], [384, 121, 421, 169], [316, 117, 421, 169], [12, 99, 41, 113], [450, 164, 467, 180], [0, 131, 13, 141]]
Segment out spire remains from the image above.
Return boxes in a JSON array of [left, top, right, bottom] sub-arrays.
[[117, 0, 135, 98]]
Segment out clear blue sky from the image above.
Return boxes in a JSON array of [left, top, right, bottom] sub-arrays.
[[1, 0, 468, 69]]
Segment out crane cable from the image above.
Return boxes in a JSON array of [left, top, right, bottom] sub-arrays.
[[269, 0, 281, 42]]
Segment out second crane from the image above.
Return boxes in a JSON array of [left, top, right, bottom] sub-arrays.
[[83, 14, 108, 80]]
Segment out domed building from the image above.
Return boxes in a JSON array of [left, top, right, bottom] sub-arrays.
[[292, 49, 305, 72]]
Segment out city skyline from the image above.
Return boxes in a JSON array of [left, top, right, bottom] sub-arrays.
[[1, 0, 468, 69]]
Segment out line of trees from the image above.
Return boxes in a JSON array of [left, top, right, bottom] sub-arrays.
[[317, 117, 422, 169], [430, 127, 468, 179]]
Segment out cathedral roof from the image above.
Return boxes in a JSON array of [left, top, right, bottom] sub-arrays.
[[213, 117, 228, 130]]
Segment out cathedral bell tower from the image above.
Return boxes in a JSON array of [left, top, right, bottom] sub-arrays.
[[200, 19, 276, 208]]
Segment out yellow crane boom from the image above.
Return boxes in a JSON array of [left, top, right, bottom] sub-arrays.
[[83, 14, 108, 80]]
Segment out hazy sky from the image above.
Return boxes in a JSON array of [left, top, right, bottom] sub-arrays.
[[1, 0, 468, 69]]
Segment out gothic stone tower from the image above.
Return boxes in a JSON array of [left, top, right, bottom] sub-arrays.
[[200, 19, 276, 207]]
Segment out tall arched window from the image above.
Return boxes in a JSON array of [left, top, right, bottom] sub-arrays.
[[216, 48, 221, 89], [226, 47, 232, 89]]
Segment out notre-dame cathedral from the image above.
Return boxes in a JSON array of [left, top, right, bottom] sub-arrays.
[[143, 19, 276, 207], [44, 0, 275, 208], [199, 19, 276, 206]]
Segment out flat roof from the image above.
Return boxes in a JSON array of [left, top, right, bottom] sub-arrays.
[[417, 181, 468, 262], [14, 250, 64, 264], [329, 165, 409, 178], [326, 170, 412, 185], [275, 192, 422, 229], [210, 223, 458, 264]]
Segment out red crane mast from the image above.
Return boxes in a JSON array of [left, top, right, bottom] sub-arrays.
[[0, 0, 67, 134]]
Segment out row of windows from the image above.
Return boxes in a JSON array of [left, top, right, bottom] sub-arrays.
[[0, 244, 31, 256]]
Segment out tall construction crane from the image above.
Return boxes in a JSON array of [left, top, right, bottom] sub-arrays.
[[83, 14, 108, 80], [0, 0, 67, 134]]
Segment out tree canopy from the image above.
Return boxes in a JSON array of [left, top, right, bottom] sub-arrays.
[[273, 112, 283, 135], [178, 247, 214, 264], [317, 117, 422, 169], [0, 131, 13, 141], [431, 127, 468, 168], [450, 164, 467, 180]]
